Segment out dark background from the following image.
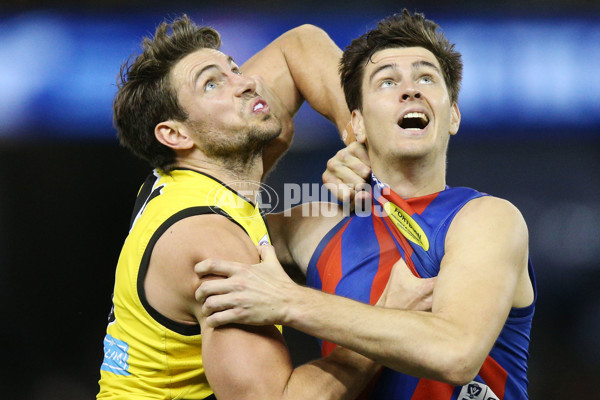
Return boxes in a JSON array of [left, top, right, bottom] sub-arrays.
[[1, 1, 599, 399]]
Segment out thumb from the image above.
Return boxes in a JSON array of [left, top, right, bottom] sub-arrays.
[[258, 244, 277, 263]]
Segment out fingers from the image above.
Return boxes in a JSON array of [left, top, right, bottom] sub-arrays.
[[195, 278, 232, 304], [322, 176, 355, 203], [322, 142, 372, 205], [347, 141, 371, 170], [378, 256, 438, 310], [257, 244, 277, 263], [205, 309, 250, 328], [335, 144, 371, 181], [327, 145, 370, 181], [194, 258, 247, 278]]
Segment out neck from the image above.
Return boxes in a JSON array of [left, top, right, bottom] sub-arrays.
[[371, 154, 447, 198], [175, 153, 264, 194]]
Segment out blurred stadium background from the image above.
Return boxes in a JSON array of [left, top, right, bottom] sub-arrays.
[[0, 0, 598, 398]]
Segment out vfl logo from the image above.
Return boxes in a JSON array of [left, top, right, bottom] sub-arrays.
[[383, 201, 430, 250], [458, 381, 499, 400], [467, 383, 483, 398]]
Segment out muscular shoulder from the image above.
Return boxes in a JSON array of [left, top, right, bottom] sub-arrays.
[[451, 196, 527, 235], [146, 213, 259, 323], [445, 196, 529, 266]]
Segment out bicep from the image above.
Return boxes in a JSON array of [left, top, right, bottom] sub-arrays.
[[148, 214, 260, 321], [433, 197, 529, 353], [200, 320, 293, 400]]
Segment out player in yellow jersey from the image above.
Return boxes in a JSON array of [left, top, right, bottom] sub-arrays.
[[97, 14, 434, 400]]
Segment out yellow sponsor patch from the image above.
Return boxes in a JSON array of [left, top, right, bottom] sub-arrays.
[[383, 201, 430, 251]]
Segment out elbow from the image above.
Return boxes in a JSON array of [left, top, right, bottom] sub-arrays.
[[440, 361, 480, 387], [286, 24, 329, 42], [433, 346, 483, 386]]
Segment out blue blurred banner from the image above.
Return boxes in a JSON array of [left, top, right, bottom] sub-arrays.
[[0, 10, 598, 140]]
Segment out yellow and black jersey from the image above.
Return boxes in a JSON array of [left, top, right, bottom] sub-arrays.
[[97, 168, 270, 400]]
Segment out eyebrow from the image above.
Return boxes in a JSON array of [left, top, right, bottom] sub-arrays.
[[412, 60, 441, 74], [368, 63, 397, 84], [368, 60, 442, 83], [193, 56, 236, 84]]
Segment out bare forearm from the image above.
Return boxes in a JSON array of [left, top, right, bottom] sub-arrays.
[[284, 348, 379, 400], [279, 24, 350, 133], [203, 324, 378, 400], [283, 286, 480, 385]]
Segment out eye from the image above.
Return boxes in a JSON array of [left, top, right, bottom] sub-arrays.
[[232, 67, 242, 75], [204, 80, 217, 92], [380, 79, 395, 88], [419, 75, 434, 84]]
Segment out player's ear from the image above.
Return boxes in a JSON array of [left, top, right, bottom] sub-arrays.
[[155, 121, 194, 150], [449, 103, 461, 136], [351, 109, 368, 145]]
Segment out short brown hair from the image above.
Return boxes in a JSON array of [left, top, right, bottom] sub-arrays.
[[113, 15, 221, 170], [340, 9, 463, 112]]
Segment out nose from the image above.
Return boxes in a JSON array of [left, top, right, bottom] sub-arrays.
[[233, 73, 256, 97], [401, 87, 421, 101]]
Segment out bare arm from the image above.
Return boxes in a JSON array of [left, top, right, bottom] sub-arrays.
[[195, 197, 533, 385], [267, 201, 346, 273], [241, 24, 351, 175], [146, 214, 377, 400]]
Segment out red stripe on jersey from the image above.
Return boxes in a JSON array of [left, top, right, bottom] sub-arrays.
[[479, 355, 508, 399], [317, 220, 350, 357], [370, 215, 401, 304], [321, 338, 337, 357], [411, 379, 455, 399], [316, 220, 350, 294], [406, 192, 440, 216]]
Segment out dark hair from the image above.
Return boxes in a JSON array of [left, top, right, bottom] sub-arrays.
[[340, 9, 463, 112], [113, 15, 221, 170]]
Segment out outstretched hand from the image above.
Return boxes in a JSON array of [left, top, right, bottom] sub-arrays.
[[376, 257, 436, 311], [195, 245, 298, 328]]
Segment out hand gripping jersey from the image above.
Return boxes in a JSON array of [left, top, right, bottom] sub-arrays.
[[98, 169, 271, 400], [307, 175, 536, 400]]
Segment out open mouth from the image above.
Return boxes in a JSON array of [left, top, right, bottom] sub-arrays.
[[252, 99, 268, 113], [398, 112, 429, 130]]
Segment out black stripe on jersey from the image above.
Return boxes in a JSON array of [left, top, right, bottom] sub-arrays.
[[137, 206, 247, 336], [180, 395, 216, 400], [130, 171, 161, 229]]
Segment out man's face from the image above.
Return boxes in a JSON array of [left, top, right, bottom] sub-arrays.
[[352, 46, 460, 165], [170, 48, 280, 158]]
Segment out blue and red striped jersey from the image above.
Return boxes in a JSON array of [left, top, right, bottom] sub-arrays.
[[306, 176, 536, 399]]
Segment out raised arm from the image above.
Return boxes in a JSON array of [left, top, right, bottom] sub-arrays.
[[146, 213, 377, 400], [241, 24, 351, 174]]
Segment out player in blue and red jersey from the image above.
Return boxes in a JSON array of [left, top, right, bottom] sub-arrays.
[[196, 9, 536, 400]]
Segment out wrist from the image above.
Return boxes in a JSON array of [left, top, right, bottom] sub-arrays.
[[281, 284, 313, 327]]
